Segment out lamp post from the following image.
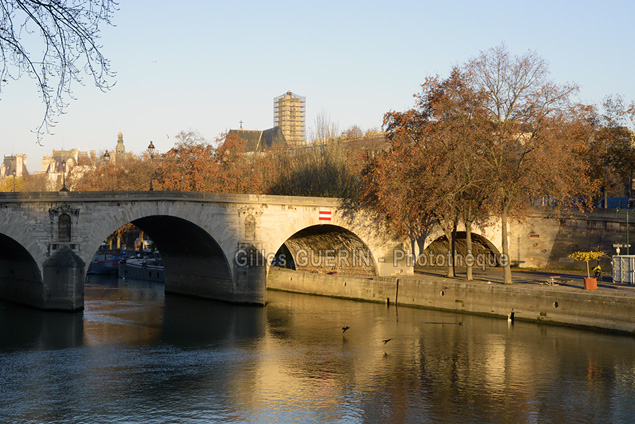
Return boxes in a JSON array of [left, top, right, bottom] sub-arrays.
[[617, 206, 631, 255], [12, 169, 16, 192], [60, 161, 69, 192], [148, 141, 155, 191]]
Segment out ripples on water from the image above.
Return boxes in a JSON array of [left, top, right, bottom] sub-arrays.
[[1, 275, 635, 423]]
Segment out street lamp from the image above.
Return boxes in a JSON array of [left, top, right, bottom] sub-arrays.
[[617, 206, 631, 255], [60, 160, 69, 192], [148, 141, 155, 191], [12, 169, 15, 192]]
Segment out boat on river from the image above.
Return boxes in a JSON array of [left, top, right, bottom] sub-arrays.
[[118, 256, 165, 282], [87, 245, 126, 274]]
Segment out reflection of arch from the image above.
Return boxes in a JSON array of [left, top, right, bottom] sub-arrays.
[[0, 233, 43, 302], [424, 232, 501, 267], [129, 215, 232, 283], [272, 224, 376, 277], [58, 214, 71, 242]]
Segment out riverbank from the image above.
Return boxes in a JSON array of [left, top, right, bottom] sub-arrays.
[[267, 267, 635, 335]]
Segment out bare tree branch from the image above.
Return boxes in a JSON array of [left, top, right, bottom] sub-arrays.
[[0, 0, 117, 144]]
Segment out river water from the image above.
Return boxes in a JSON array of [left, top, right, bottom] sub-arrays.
[[1, 275, 635, 423]]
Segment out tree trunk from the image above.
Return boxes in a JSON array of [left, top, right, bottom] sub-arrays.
[[444, 227, 455, 278], [451, 223, 457, 277], [465, 220, 473, 281], [501, 207, 513, 284]]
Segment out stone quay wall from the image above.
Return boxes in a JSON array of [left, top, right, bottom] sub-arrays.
[[267, 268, 635, 334]]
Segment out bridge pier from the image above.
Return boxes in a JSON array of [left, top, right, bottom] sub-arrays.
[[163, 244, 266, 305], [232, 244, 267, 304], [41, 246, 85, 311]]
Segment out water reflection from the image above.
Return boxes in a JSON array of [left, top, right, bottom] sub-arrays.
[[0, 301, 83, 351], [0, 276, 634, 423]]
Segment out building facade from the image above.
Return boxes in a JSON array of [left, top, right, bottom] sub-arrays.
[[1, 154, 27, 178], [274, 91, 306, 145]]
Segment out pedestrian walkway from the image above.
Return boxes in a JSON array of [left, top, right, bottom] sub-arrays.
[[415, 267, 635, 297]]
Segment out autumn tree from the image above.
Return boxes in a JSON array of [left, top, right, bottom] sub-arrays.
[[464, 45, 594, 283], [417, 71, 496, 279], [367, 69, 495, 278], [154, 131, 218, 192], [310, 112, 339, 144], [22, 172, 48, 191], [0, 0, 117, 140], [364, 45, 594, 283], [73, 156, 155, 191], [0, 175, 23, 191], [268, 141, 363, 199], [585, 95, 635, 207], [213, 132, 275, 194], [153, 131, 274, 194]]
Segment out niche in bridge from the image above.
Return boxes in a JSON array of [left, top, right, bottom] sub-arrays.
[[272, 225, 376, 277], [421, 232, 500, 268], [131, 216, 232, 285], [0, 233, 42, 301]]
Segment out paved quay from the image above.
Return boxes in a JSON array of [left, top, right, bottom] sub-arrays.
[[416, 267, 635, 296]]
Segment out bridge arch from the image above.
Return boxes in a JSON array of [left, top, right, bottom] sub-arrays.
[[270, 224, 377, 277], [132, 215, 233, 289], [84, 214, 234, 301], [422, 231, 501, 267], [0, 233, 43, 304]]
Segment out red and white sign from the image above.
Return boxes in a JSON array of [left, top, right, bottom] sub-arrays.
[[319, 210, 332, 221]]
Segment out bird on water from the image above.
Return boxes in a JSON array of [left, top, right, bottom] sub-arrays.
[[342, 326, 350, 333]]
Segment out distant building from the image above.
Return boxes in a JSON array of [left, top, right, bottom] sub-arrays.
[[39, 148, 97, 189], [227, 127, 287, 152], [115, 131, 126, 160], [35, 131, 132, 189], [41, 149, 96, 174], [274, 91, 306, 145], [1, 154, 27, 178]]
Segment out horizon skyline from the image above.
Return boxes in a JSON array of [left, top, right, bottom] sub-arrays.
[[1, 1, 634, 173]]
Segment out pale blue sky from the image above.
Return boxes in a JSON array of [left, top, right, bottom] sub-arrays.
[[2, 0, 634, 172]]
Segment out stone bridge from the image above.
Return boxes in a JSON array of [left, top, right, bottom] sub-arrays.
[[0, 191, 630, 311], [0, 192, 412, 311], [420, 207, 631, 271]]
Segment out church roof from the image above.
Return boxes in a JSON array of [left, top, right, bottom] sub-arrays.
[[228, 126, 287, 152]]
